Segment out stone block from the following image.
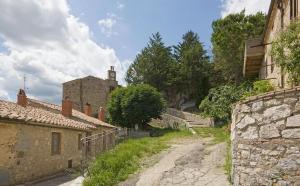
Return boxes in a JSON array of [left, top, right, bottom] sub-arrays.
[[284, 98, 298, 105], [241, 126, 258, 139], [259, 124, 281, 139], [295, 102, 300, 112], [263, 104, 291, 122], [282, 129, 300, 139], [236, 115, 256, 130], [252, 101, 264, 112], [265, 99, 282, 107], [286, 115, 300, 127]]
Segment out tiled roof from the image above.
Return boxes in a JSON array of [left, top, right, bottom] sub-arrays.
[[27, 99, 115, 128], [0, 99, 115, 131]]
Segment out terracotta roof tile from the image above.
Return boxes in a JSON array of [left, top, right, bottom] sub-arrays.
[[0, 99, 95, 131], [27, 99, 115, 128]]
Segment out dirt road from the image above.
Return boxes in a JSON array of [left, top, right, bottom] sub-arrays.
[[121, 139, 229, 186]]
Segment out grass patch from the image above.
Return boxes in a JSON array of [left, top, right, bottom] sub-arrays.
[[193, 126, 229, 144], [83, 129, 192, 186]]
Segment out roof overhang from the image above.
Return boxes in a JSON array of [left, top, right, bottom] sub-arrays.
[[243, 38, 264, 78]]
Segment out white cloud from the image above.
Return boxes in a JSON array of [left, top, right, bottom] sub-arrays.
[[221, 0, 271, 18], [117, 2, 125, 10], [98, 13, 120, 37], [0, 0, 128, 103]]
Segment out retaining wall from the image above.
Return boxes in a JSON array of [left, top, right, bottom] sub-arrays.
[[231, 87, 300, 186]]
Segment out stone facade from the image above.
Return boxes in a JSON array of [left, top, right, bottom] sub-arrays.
[[63, 66, 118, 117], [0, 121, 85, 185], [231, 87, 300, 186], [0, 91, 116, 186], [244, 0, 299, 88]]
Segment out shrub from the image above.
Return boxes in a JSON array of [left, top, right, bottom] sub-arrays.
[[253, 80, 274, 94], [107, 84, 166, 128], [271, 20, 300, 85], [199, 85, 245, 122]]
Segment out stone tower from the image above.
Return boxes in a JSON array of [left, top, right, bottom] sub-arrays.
[[62, 67, 118, 117]]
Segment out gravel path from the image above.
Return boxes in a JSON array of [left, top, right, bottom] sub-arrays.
[[124, 139, 229, 186]]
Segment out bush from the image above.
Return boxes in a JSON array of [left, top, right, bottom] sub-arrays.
[[253, 80, 274, 94], [271, 20, 300, 85], [107, 84, 166, 128], [199, 85, 245, 122]]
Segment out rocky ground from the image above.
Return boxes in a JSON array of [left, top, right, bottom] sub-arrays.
[[120, 139, 229, 186]]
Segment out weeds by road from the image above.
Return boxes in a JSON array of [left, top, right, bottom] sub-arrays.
[[83, 129, 192, 186]]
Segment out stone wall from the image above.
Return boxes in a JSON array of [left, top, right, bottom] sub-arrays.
[[63, 76, 118, 117], [231, 88, 300, 186], [166, 108, 213, 126], [0, 121, 116, 185]]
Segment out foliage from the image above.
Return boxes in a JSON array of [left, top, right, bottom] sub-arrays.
[[253, 80, 274, 94], [240, 80, 274, 100], [271, 20, 300, 85], [83, 129, 192, 186], [173, 31, 211, 103], [199, 85, 246, 121], [126, 31, 211, 107], [211, 11, 266, 85], [125, 33, 175, 93], [107, 84, 166, 128]]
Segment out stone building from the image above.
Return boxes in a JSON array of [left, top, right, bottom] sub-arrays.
[[63, 66, 118, 117], [244, 0, 299, 88], [0, 89, 116, 186]]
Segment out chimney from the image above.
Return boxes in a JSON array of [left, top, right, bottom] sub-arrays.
[[98, 107, 105, 122], [17, 89, 27, 107], [84, 103, 92, 116], [62, 97, 72, 117]]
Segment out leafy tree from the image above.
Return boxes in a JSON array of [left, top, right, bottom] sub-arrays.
[[107, 84, 166, 128], [211, 11, 266, 85], [174, 31, 210, 104], [125, 33, 175, 93], [271, 20, 300, 85]]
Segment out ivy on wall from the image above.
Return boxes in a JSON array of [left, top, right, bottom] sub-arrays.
[[271, 20, 300, 85]]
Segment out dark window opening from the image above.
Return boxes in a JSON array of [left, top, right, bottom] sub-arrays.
[[290, 0, 298, 20], [68, 159, 73, 168], [51, 132, 61, 155]]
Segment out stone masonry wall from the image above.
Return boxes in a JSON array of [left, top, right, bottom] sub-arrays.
[[231, 87, 300, 186], [63, 76, 118, 117]]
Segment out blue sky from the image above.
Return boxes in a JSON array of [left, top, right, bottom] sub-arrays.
[[69, 0, 221, 61], [0, 0, 270, 103]]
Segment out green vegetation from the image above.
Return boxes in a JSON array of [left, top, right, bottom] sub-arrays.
[[107, 84, 166, 128], [271, 20, 300, 85], [211, 11, 266, 85], [83, 129, 192, 186], [199, 85, 247, 122], [199, 80, 274, 122], [193, 126, 230, 144], [126, 31, 210, 107]]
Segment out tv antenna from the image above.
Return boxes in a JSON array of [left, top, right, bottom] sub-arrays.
[[23, 74, 26, 91]]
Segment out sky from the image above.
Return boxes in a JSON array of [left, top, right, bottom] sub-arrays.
[[0, 0, 271, 103]]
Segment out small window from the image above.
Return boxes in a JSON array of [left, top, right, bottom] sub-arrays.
[[68, 159, 73, 168], [78, 134, 82, 150], [51, 132, 61, 155]]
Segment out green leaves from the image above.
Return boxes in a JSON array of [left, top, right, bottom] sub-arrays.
[[107, 84, 166, 128], [271, 21, 300, 85], [126, 31, 211, 106], [211, 11, 266, 84]]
